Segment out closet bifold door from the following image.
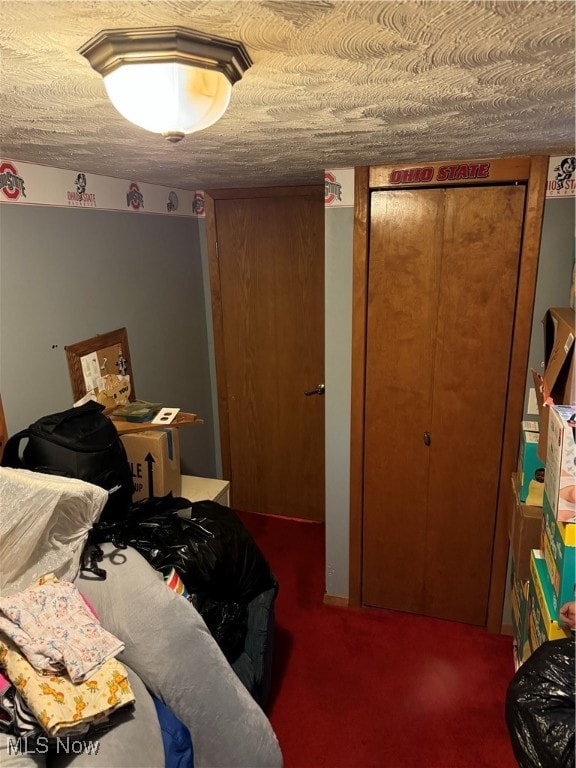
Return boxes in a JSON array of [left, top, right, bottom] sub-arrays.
[[362, 188, 444, 614], [362, 183, 526, 625]]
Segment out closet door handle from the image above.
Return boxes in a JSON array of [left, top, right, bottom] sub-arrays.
[[423, 431, 431, 446]]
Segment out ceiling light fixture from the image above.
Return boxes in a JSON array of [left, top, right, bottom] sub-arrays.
[[79, 26, 252, 143]]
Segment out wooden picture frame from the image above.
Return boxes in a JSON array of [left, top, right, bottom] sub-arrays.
[[65, 327, 135, 405]]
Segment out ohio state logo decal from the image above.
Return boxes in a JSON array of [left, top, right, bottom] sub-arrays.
[[127, 182, 144, 210], [0, 161, 26, 201], [324, 171, 342, 205], [167, 191, 179, 212], [192, 191, 205, 216], [550, 156, 576, 193], [67, 172, 96, 207]]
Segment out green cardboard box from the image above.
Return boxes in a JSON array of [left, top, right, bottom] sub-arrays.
[[528, 550, 571, 650], [517, 422, 545, 504], [542, 498, 576, 616]]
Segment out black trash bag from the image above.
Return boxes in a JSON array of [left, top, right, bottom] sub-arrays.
[[107, 496, 275, 602], [505, 635, 575, 768], [189, 593, 248, 664], [85, 494, 274, 663]]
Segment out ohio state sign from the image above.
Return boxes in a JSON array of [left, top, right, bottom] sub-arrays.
[[389, 162, 491, 185]]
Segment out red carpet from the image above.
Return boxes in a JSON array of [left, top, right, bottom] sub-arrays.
[[238, 510, 518, 768]]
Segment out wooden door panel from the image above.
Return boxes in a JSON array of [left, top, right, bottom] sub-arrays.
[[215, 193, 325, 520], [362, 184, 526, 624], [424, 185, 526, 624], [362, 189, 444, 612]]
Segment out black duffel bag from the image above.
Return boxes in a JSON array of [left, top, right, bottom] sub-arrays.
[[1, 400, 133, 523]]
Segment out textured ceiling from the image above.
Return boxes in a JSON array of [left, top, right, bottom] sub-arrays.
[[1, 0, 574, 191]]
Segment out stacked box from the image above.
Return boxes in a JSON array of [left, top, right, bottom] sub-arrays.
[[528, 550, 571, 653], [510, 563, 531, 665], [544, 405, 576, 524], [517, 421, 545, 505], [120, 428, 181, 502], [509, 474, 544, 580], [542, 497, 576, 617], [532, 307, 575, 462]]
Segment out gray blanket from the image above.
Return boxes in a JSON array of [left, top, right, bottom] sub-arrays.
[[74, 544, 283, 768]]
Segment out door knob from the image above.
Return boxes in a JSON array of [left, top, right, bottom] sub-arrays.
[[305, 384, 325, 396], [423, 431, 431, 446]]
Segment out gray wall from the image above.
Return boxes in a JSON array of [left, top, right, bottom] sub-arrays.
[[325, 207, 354, 598], [524, 197, 575, 406], [0, 204, 217, 478]]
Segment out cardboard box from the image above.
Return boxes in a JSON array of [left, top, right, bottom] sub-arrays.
[[544, 405, 576, 523], [528, 550, 571, 650], [509, 474, 544, 580], [120, 428, 181, 501], [532, 307, 575, 461], [522, 420, 540, 433], [517, 423, 545, 504], [510, 564, 531, 665], [542, 498, 576, 616], [542, 308, 575, 401]]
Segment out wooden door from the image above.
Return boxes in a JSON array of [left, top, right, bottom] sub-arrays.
[[206, 188, 325, 521], [362, 184, 526, 624]]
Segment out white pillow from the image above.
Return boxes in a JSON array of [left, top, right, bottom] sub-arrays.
[[0, 468, 108, 596]]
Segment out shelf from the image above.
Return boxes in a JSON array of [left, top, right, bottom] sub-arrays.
[[110, 411, 203, 434], [180, 474, 230, 507]]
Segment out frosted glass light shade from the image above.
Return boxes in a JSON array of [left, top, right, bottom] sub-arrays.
[[104, 62, 232, 136], [78, 26, 252, 142]]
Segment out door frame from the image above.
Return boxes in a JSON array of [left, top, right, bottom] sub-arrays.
[[204, 185, 324, 483], [348, 157, 548, 632]]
